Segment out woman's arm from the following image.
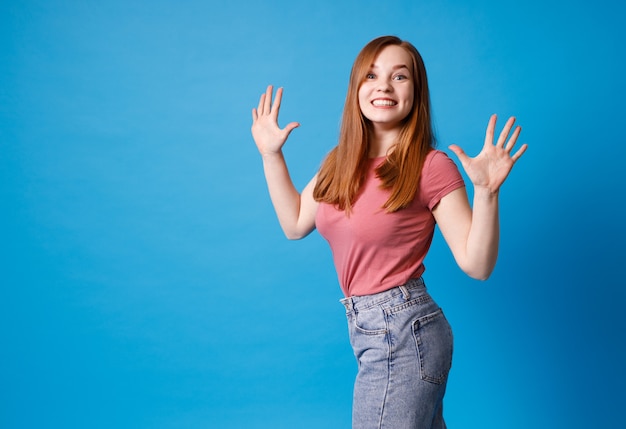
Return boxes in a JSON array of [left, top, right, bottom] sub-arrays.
[[251, 85, 318, 240], [433, 115, 527, 280]]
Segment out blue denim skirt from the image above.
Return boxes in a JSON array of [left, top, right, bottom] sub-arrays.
[[340, 278, 452, 429]]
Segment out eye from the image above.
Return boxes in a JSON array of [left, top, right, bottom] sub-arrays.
[[393, 74, 408, 81], [365, 73, 376, 79]]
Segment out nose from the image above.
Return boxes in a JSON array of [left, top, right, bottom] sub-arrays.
[[376, 79, 393, 92]]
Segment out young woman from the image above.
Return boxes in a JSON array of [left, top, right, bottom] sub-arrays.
[[251, 35, 526, 429]]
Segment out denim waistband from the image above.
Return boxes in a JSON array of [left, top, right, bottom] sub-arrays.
[[340, 277, 426, 312]]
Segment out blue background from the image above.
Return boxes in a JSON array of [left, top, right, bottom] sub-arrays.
[[2, 0, 624, 427]]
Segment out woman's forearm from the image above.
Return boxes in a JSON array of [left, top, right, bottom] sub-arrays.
[[260, 151, 312, 240], [463, 187, 500, 280]]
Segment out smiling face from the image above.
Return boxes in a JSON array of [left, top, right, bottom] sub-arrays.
[[357, 45, 415, 132]]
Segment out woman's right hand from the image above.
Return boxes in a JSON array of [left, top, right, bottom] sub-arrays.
[[251, 85, 300, 156]]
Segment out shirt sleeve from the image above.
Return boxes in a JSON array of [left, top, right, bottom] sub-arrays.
[[419, 150, 465, 210]]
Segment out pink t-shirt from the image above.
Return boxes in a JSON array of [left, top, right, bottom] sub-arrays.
[[315, 150, 465, 297]]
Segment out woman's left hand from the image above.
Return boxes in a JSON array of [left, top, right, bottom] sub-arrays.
[[449, 114, 527, 194]]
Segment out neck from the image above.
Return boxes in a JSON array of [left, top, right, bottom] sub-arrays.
[[368, 126, 400, 158]]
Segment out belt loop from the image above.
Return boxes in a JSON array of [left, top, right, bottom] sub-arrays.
[[344, 297, 354, 312], [399, 285, 410, 300]]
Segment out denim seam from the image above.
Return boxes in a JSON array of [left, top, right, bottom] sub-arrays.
[[352, 291, 403, 310], [386, 295, 432, 314], [346, 279, 425, 311], [378, 315, 392, 429]]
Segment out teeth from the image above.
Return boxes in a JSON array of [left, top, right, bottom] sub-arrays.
[[372, 99, 397, 106]]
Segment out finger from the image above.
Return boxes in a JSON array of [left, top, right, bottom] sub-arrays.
[[263, 85, 273, 114], [448, 144, 470, 166], [484, 114, 497, 147], [504, 125, 522, 153], [257, 93, 266, 115], [272, 87, 284, 118], [283, 121, 300, 136], [251, 108, 258, 122], [511, 143, 528, 162], [496, 116, 516, 148]]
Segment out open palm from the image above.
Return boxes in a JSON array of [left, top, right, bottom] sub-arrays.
[[449, 115, 527, 194], [251, 85, 299, 156]]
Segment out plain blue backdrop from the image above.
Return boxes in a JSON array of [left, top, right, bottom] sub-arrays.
[[1, 0, 624, 428]]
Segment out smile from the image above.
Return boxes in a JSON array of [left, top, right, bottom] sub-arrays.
[[372, 99, 397, 107]]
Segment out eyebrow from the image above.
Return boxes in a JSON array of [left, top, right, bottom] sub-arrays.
[[370, 64, 410, 71]]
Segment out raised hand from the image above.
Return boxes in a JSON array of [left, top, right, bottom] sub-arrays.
[[251, 85, 300, 156], [448, 115, 527, 194]]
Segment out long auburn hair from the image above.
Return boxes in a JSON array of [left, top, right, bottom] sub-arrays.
[[313, 35, 435, 213]]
